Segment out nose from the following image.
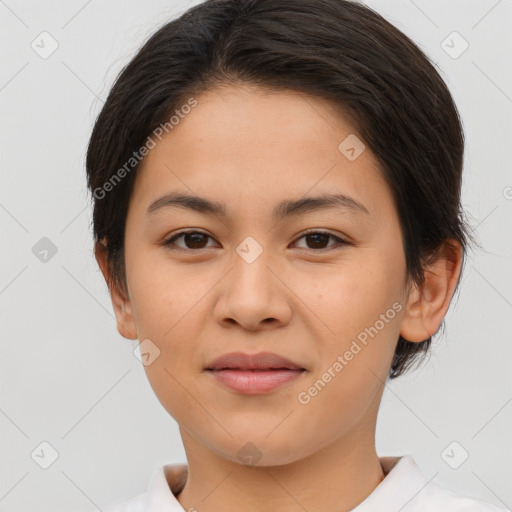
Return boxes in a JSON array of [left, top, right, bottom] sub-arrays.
[[213, 250, 293, 332]]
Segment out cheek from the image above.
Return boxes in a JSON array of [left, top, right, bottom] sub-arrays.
[[305, 253, 404, 395], [127, 247, 210, 337], [295, 274, 400, 439], [131, 270, 208, 419], [311, 257, 402, 337]]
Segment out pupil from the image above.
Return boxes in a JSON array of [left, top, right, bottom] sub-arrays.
[[186, 233, 207, 249], [307, 233, 328, 249]]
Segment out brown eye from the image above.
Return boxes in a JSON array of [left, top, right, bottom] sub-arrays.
[[164, 231, 216, 250], [304, 233, 330, 249], [293, 231, 348, 251]]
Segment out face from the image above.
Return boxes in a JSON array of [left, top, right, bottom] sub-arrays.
[[115, 83, 414, 465]]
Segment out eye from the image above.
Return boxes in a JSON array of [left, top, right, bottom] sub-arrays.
[[291, 230, 349, 251], [163, 230, 218, 251]]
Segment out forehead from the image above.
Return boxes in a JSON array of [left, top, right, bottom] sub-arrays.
[[129, 83, 393, 223]]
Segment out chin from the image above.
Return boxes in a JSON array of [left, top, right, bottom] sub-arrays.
[[205, 431, 310, 468]]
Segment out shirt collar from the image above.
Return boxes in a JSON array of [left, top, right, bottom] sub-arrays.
[[144, 454, 428, 512], [350, 454, 429, 511], [145, 462, 188, 512]]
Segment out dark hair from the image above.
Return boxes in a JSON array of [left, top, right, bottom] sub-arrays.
[[86, 0, 476, 379]]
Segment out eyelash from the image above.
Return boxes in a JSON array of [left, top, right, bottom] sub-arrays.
[[162, 230, 350, 253]]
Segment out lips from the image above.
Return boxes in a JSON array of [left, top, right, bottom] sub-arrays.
[[211, 369, 304, 394], [205, 351, 305, 371], [205, 352, 306, 394]]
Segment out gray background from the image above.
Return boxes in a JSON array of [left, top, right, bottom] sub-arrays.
[[1, 0, 511, 511]]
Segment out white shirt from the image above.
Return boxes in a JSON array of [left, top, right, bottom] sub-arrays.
[[99, 454, 510, 511]]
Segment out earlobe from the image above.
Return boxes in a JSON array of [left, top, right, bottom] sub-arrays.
[[94, 240, 139, 341], [399, 241, 463, 343]]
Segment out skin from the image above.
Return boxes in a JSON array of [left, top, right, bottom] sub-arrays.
[[95, 83, 462, 512]]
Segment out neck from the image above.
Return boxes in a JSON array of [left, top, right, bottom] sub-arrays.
[[176, 420, 385, 512]]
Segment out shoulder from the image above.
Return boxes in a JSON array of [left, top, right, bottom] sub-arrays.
[[414, 480, 510, 512], [94, 491, 146, 512]]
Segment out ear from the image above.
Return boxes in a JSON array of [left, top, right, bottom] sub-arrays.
[[94, 240, 138, 340], [400, 240, 463, 343]]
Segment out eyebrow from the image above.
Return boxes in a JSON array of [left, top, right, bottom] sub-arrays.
[[145, 191, 370, 221]]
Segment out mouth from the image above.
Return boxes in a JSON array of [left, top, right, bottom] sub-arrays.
[[205, 351, 306, 371], [205, 352, 307, 394]]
